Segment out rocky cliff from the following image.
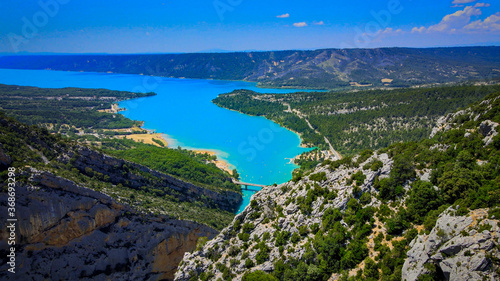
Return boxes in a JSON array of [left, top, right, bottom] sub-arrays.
[[175, 151, 395, 280], [175, 91, 500, 280], [65, 145, 242, 213], [0, 169, 218, 280], [403, 207, 499, 281]]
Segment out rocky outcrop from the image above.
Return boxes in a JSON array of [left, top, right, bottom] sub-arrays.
[[402, 207, 500, 281], [478, 120, 499, 146], [65, 146, 242, 212], [0, 170, 218, 281], [0, 143, 12, 168], [430, 95, 500, 141], [175, 152, 392, 280]]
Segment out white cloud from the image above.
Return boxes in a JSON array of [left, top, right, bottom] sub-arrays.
[[313, 21, 324, 25], [293, 22, 308, 27], [452, 0, 477, 7], [411, 26, 426, 33], [473, 2, 490, 7], [426, 5, 482, 32], [452, 0, 477, 3], [382, 27, 403, 34], [276, 13, 290, 18], [407, 3, 499, 34], [465, 12, 500, 31]]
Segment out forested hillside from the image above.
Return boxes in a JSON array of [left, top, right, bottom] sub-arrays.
[[214, 84, 500, 156], [0, 83, 245, 280], [1, 46, 499, 89], [0, 84, 154, 130], [0, 111, 231, 280]]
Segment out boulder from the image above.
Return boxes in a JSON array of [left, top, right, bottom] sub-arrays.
[[402, 208, 500, 281]]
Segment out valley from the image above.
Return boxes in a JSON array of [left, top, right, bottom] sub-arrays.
[[2, 1, 500, 280], [1, 48, 500, 281]]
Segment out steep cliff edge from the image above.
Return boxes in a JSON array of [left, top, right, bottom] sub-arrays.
[[65, 145, 242, 213], [175, 151, 395, 280], [0, 169, 218, 280]]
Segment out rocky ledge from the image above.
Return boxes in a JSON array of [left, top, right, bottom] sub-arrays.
[[66, 146, 242, 213], [403, 207, 500, 281]]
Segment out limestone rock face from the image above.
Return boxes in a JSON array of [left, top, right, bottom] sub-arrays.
[[402, 207, 500, 281], [66, 146, 242, 212], [174, 152, 393, 281], [478, 120, 499, 146], [430, 110, 467, 138], [0, 170, 218, 281]]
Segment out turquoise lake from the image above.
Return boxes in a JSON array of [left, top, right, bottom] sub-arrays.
[[0, 68, 314, 213]]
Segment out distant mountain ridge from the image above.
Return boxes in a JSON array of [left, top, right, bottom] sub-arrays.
[[1, 46, 499, 89]]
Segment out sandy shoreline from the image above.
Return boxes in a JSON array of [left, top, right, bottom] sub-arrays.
[[116, 132, 168, 147], [190, 149, 234, 174], [110, 101, 235, 174], [115, 129, 234, 174]]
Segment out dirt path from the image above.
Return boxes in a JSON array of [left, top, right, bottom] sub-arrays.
[[282, 102, 342, 160]]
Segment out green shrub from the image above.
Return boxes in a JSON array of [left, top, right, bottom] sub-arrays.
[[262, 232, 271, 241], [228, 245, 240, 257], [407, 180, 442, 223], [386, 211, 410, 235], [242, 271, 277, 281], [290, 232, 301, 244], [322, 208, 343, 230], [350, 171, 366, 187], [309, 172, 327, 182], [245, 258, 254, 268], [359, 192, 372, 205], [238, 233, 250, 242], [242, 223, 255, 233]]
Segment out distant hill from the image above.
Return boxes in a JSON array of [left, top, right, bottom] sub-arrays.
[[1, 46, 499, 89], [213, 84, 500, 155]]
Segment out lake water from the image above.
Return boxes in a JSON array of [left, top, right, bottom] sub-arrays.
[[0, 69, 313, 213]]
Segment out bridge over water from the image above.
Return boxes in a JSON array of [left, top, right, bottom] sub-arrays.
[[233, 181, 266, 192]]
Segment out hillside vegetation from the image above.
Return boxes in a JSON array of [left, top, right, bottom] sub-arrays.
[[176, 83, 500, 281], [0, 112, 240, 229], [102, 138, 239, 192], [214, 84, 500, 157], [1, 47, 500, 89], [0, 84, 154, 130]]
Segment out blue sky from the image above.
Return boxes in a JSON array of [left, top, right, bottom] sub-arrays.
[[0, 0, 499, 53]]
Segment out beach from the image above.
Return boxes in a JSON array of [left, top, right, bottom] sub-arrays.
[[116, 132, 168, 147], [191, 149, 234, 174], [109, 102, 235, 174], [117, 132, 234, 174]]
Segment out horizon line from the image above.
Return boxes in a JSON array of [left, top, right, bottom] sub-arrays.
[[1, 45, 500, 56]]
